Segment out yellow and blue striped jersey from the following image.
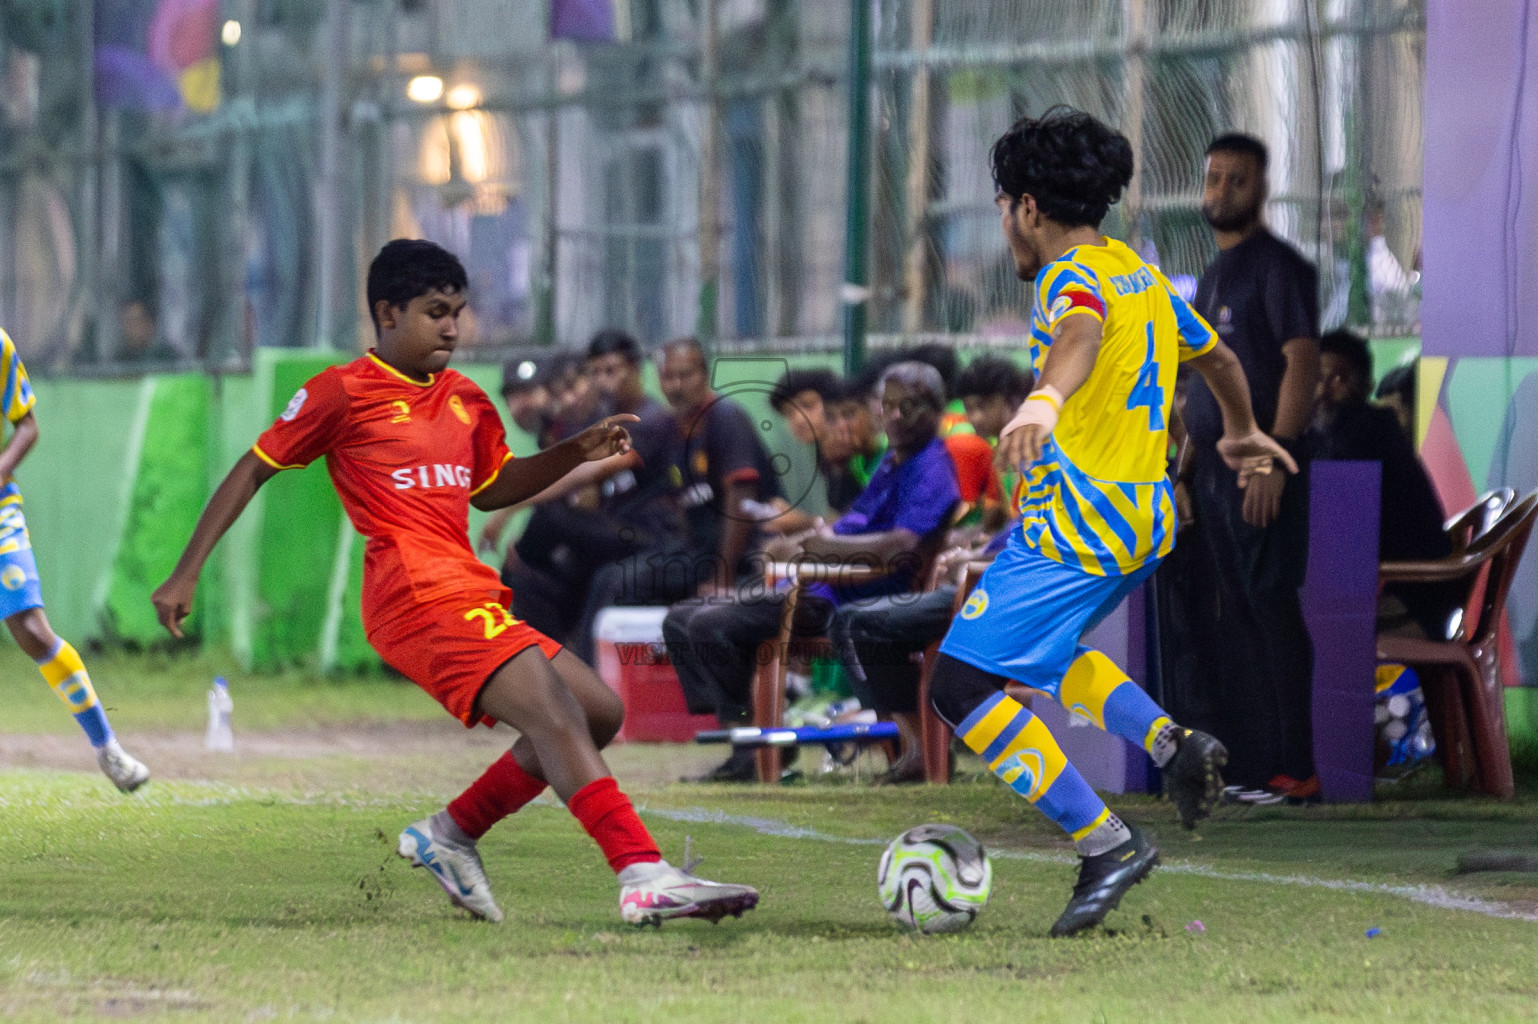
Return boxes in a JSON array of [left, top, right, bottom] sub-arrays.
[[0, 329, 37, 491], [1017, 238, 1216, 576], [0, 330, 35, 428]]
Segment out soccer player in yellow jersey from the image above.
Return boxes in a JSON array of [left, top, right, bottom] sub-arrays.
[[929, 108, 1297, 936], [0, 329, 149, 791]]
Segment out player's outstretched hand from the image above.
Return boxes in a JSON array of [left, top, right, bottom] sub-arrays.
[[1216, 429, 1298, 477], [152, 574, 197, 639], [573, 414, 639, 463], [995, 387, 1063, 471], [996, 421, 1048, 470]]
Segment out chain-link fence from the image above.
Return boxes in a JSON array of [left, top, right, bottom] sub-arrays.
[[0, 0, 1424, 374]]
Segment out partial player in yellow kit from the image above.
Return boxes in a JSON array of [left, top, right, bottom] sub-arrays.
[[0, 328, 149, 792], [927, 107, 1297, 937]]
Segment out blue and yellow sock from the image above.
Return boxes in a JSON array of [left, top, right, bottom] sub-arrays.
[[1060, 649, 1180, 766], [956, 691, 1129, 855], [37, 638, 113, 749]]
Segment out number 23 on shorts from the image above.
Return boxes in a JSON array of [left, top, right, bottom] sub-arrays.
[[463, 602, 520, 639]]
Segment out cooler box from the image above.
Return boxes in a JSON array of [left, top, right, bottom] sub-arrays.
[[593, 607, 718, 742]]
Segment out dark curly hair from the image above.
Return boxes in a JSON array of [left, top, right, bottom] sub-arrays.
[[956, 355, 1033, 404], [366, 239, 468, 333], [586, 327, 644, 364], [989, 106, 1134, 228], [769, 368, 840, 412]]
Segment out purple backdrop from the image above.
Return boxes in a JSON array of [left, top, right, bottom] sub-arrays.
[[1301, 462, 1382, 803], [551, 0, 615, 42], [1423, 0, 1538, 358]]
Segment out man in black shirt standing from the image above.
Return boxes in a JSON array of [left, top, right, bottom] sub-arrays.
[[1167, 133, 1322, 800]]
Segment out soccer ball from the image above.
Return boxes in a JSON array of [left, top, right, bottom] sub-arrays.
[[878, 824, 992, 934]]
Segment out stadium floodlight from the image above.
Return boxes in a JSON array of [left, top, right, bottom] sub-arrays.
[[407, 75, 444, 104], [221, 20, 241, 46], [446, 84, 481, 111]]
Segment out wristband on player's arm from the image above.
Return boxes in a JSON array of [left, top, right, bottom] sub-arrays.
[[1027, 385, 1063, 412], [1009, 384, 1065, 435]]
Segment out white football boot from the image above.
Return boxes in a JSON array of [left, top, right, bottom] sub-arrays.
[[397, 817, 504, 923], [618, 860, 759, 926], [96, 739, 150, 793]]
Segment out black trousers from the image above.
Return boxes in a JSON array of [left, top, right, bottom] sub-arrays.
[[506, 502, 658, 644], [828, 587, 957, 715], [1159, 450, 1315, 788], [567, 540, 703, 665], [662, 589, 835, 725]]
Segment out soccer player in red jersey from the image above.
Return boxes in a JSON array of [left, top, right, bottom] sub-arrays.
[[152, 240, 758, 926]]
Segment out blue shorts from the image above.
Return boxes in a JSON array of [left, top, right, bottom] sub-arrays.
[[0, 497, 45, 620], [938, 530, 1157, 696]]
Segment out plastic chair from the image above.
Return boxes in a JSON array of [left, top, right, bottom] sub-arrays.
[[915, 560, 993, 784], [1446, 488, 1515, 554], [749, 559, 883, 782], [1377, 491, 1538, 798], [748, 513, 960, 783]]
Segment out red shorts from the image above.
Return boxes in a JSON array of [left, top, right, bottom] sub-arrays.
[[367, 588, 563, 727]]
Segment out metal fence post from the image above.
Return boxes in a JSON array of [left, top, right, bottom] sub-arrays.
[[841, 0, 873, 376]]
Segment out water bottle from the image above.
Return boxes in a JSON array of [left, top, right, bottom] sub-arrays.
[[205, 676, 234, 752]]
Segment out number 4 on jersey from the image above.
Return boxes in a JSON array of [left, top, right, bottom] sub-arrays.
[[1127, 322, 1165, 431]]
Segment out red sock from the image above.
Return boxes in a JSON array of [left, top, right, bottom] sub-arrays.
[[566, 776, 662, 873], [446, 752, 549, 840]]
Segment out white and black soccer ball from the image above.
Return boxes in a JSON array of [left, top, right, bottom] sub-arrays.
[[878, 824, 993, 934]]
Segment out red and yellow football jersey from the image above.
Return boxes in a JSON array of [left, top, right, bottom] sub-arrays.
[[253, 352, 513, 627]]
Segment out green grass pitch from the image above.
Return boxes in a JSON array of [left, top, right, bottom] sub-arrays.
[[3, 648, 1538, 1022]]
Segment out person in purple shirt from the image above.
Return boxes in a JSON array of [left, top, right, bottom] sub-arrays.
[[663, 362, 962, 781]]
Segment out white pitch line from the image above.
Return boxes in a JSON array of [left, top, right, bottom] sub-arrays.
[[6, 776, 1530, 923], [643, 805, 1538, 923]]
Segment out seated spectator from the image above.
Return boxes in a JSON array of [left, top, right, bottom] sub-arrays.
[[504, 329, 685, 643], [477, 355, 558, 558], [499, 354, 555, 443], [956, 354, 1034, 525], [478, 351, 600, 557], [567, 337, 782, 663], [829, 519, 1013, 783], [903, 342, 974, 436], [1374, 362, 1416, 440], [943, 432, 1004, 533], [822, 358, 1031, 781], [761, 369, 861, 534], [664, 362, 961, 782], [826, 375, 886, 493], [1310, 330, 1457, 637], [956, 355, 1033, 442], [856, 349, 1004, 532]]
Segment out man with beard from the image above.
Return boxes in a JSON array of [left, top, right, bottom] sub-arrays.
[[1164, 133, 1322, 803]]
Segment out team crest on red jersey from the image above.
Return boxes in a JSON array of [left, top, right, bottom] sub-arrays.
[[280, 388, 308, 421], [449, 394, 471, 425]]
